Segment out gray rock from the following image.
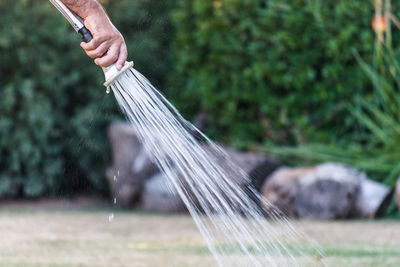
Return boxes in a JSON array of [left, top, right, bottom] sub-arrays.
[[224, 146, 281, 191], [132, 147, 158, 182], [262, 163, 392, 219], [205, 144, 281, 191], [261, 167, 313, 216], [294, 163, 361, 219], [107, 122, 280, 211], [107, 122, 158, 208], [155, 144, 281, 213], [141, 173, 185, 213], [354, 176, 392, 218]]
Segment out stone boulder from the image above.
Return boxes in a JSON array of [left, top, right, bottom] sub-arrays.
[[205, 145, 281, 191], [261, 167, 313, 216], [191, 112, 281, 190], [107, 122, 280, 211], [294, 163, 361, 219], [261, 163, 392, 219], [354, 176, 392, 218], [107, 122, 158, 208], [176, 144, 281, 213], [141, 173, 186, 213]]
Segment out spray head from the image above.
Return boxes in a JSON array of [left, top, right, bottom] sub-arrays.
[[103, 61, 134, 88]]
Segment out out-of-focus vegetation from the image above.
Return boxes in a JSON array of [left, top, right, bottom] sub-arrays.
[[0, 0, 172, 197], [170, 0, 376, 145], [269, 50, 400, 188], [265, 1, 400, 194], [1, 0, 399, 198]]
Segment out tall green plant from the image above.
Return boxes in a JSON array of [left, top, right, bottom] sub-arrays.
[[267, 50, 400, 187], [352, 51, 400, 186]]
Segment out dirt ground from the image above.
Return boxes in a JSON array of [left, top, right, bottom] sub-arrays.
[[0, 200, 399, 267]]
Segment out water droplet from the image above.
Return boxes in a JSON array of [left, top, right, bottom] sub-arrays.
[[108, 213, 114, 222], [106, 87, 111, 94], [117, 170, 120, 176], [113, 198, 117, 204], [113, 175, 117, 182]]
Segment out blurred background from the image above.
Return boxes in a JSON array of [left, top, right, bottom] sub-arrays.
[[1, 0, 400, 265], [1, 0, 399, 215]]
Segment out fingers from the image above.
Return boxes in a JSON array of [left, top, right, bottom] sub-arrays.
[[79, 27, 127, 68], [80, 14, 128, 68], [94, 43, 120, 67], [80, 37, 103, 51], [85, 41, 109, 58], [115, 43, 128, 70]]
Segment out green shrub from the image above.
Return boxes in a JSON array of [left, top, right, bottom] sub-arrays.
[[0, 0, 174, 197], [170, 0, 376, 145], [107, 0, 175, 88], [268, 49, 400, 188]]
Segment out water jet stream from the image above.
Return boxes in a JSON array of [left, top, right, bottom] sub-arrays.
[[110, 67, 326, 267]]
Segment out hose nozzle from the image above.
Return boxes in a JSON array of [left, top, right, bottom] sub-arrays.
[[103, 61, 134, 92]]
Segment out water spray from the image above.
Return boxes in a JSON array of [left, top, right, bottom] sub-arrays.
[[48, 0, 133, 91], [48, 1, 326, 265]]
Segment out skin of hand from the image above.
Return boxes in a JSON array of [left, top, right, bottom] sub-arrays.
[[61, 0, 127, 70]]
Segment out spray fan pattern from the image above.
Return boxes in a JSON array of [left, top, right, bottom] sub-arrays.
[[109, 67, 325, 267]]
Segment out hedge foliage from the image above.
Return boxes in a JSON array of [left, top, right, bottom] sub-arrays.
[[0, 0, 172, 197], [169, 0, 376, 145], [0, 0, 393, 197]]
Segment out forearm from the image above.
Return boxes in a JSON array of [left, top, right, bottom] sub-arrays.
[[61, 0, 105, 19]]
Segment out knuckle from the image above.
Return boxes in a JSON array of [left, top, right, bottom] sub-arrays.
[[91, 38, 101, 47], [97, 46, 107, 55], [87, 52, 96, 58], [111, 54, 118, 61], [100, 33, 111, 41], [94, 51, 103, 58], [102, 56, 113, 64], [86, 44, 95, 50]]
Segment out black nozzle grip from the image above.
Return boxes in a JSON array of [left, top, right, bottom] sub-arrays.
[[78, 27, 93, 43]]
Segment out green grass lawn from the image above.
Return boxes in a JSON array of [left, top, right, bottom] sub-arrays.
[[0, 206, 398, 267]]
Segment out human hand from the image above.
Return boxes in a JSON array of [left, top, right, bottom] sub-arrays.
[[80, 11, 127, 70]]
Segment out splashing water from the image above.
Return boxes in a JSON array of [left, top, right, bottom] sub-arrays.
[[108, 67, 326, 266]]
